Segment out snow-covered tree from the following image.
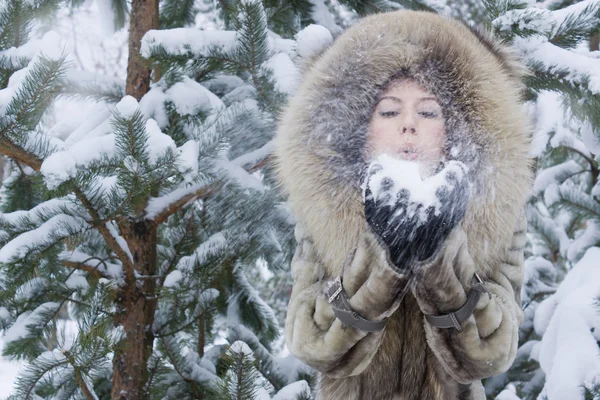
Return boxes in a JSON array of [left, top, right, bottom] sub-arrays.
[[474, 1, 600, 399], [3, 0, 600, 399], [0, 0, 327, 398]]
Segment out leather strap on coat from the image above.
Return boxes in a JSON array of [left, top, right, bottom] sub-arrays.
[[424, 273, 492, 332]]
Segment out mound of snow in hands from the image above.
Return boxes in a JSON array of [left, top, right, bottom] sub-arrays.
[[362, 153, 467, 224]]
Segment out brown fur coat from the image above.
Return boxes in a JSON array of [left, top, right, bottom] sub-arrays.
[[273, 10, 533, 400]]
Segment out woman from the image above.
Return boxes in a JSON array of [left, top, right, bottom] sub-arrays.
[[273, 10, 532, 400]]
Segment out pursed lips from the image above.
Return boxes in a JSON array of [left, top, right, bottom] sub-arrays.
[[398, 144, 420, 160]]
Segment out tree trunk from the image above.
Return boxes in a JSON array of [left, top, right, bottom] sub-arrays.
[[111, 0, 159, 397], [111, 221, 158, 400], [198, 313, 205, 358], [126, 0, 159, 101], [590, 31, 599, 52]]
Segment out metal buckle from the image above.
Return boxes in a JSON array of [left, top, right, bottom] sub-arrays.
[[327, 276, 343, 303], [474, 273, 492, 300]]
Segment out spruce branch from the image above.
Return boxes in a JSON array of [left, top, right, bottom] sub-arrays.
[[552, 186, 600, 222], [549, 1, 600, 48], [11, 351, 69, 399], [0, 138, 43, 170], [151, 153, 271, 224], [59, 78, 125, 104], [62, 260, 108, 279], [525, 62, 600, 131], [0, 53, 67, 141], [62, 349, 97, 400], [72, 187, 134, 274], [159, 0, 196, 28], [0, 139, 135, 274]]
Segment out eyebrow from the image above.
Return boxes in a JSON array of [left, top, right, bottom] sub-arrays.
[[377, 96, 439, 104]]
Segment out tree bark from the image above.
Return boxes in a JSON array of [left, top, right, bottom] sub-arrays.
[[111, 220, 158, 400], [590, 31, 599, 52], [111, 0, 159, 398], [126, 0, 159, 101], [198, 313, 205, 358]]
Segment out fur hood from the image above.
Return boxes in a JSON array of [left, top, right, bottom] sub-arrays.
[[274, 10, 533, 276]]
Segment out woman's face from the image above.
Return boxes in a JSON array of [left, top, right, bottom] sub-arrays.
[[366, 79, 446, 168]]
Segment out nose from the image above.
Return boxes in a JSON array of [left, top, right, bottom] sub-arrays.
[[401, 114, 417, 135]]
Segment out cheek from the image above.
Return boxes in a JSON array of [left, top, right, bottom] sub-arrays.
[[368, 119, 399, 146], [424, 121, 445, 145]]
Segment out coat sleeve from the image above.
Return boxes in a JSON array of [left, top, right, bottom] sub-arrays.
[[410, 212, 527, 383], [284, 222, 410, 378]]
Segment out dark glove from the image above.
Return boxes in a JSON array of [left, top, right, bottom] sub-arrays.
[[363, 161, 470, 271]]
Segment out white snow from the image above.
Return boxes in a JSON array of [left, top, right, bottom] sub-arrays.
[[216, 158, 265, 192], [580, 121, 600, 155], [532, 160, 582, 194], [96, 0, 121, 35], [165, 76, 225, 116], [263, 53, 298, 95], [228, 340, 254, 358], [14, 278, 49, 303], [0, 215, 87, 263], [0, 198, 73, 226], [363, 154, 468, 224], [177, 140, 200, 179], [3, 302, 61, 344], [522, 257, 557, 304], [140, 29, 237, 59], [231, 140, 274, 168], [0, 31, 56, 62], [163, 270, 183, 287], [513, 34, 600, 93], [144, 118, 177, 163], [532, 247, 600, 400], [273, 380, 311, 399], [567, 221, 600, 263], [59, 250, 123, 279], [495, 384, 521, 400], [138, 85, 169, 128], [115, 95, 139, 118], [177, 232, 228, 272], [0, 337, 23, 397], [294, 24, 333, 60], [267, 32, 295, 56], [62, 104, 113, 145], [41, 134, 116, 189], [145, 183, 206, 219], [198, 289, 220, 309], [308, 0, 341, 34], [65, 274, 90, 291]]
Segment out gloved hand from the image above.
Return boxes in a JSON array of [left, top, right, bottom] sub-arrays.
[[363, 160, 470, 272]]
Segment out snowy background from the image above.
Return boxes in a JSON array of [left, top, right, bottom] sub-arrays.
[[1, 0, 600, 399]]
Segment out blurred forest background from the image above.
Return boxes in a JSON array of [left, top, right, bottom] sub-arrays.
[[0, 0, 599, 399]]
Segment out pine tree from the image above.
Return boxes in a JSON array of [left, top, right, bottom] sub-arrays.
[[4, 0, 600, 399], [0, 0, 322, 398], [474, 1, 600, 399]]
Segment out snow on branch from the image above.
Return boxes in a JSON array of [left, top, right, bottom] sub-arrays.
[[59, 250, 123, 281], [532, 247, 600, 399], [532, 160, 584, 194], [3, 302, 61, 344], [140, 29, 237, 59], [146, 147, 272, 224], [177, 232, 228, 272], [0, 214, 88, 263], [514, 35, 600, 94]]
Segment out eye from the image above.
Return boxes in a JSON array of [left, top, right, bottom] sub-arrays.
[[379, 111, 399, 117], [419, 111, 438, 118]]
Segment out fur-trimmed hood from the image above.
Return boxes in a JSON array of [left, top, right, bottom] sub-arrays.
[[274, 10, 533, 276]]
